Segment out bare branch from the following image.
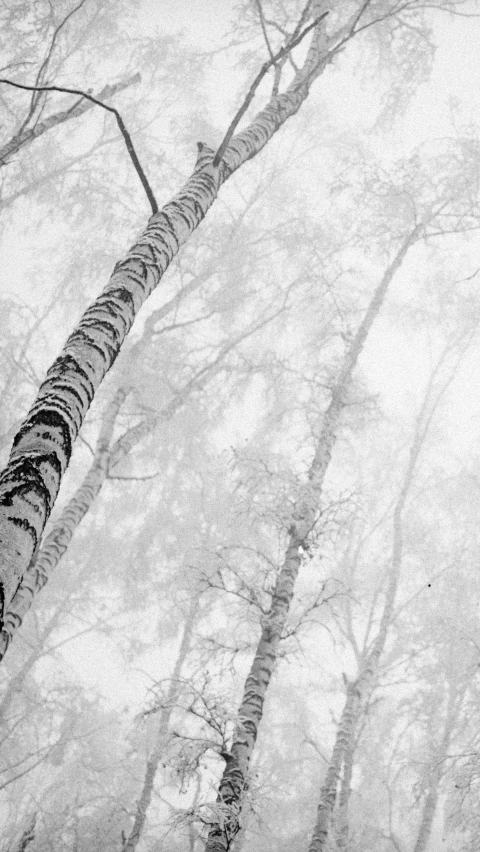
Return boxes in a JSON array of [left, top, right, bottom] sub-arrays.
[[254, 0, 275, 62], [0, 73, 140, 165], [213, 10, 329, 167], [16, 0, 89, 134], [0, 76, 157, 213]]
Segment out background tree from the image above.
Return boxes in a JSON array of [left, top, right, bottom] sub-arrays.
[[2, 2, 480, 851]]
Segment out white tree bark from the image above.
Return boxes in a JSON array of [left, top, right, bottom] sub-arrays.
[[307, 345, 452, 852], [0, 305, 275, 660], [0, 13, 331, 623], [205, 229, 418, 852], [308, 682, 359, 852]]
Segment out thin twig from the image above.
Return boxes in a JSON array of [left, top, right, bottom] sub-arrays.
[[254, 0, 275, 61], [213, 10, 328, 167], [0, 75, 140, 166], [108, 472, 160, 481], [0, 78, 158, 214], [16, 0, 88, 135], [288, 0, 316, 45]]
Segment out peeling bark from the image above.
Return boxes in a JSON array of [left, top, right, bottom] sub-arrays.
[[0, 12, 331, 623]]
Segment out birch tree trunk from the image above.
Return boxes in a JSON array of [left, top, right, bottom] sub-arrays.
[[413, 685, 461, 852], [308, 682, 359, 852], [0, 307, 274, 660], [336, 728, 355, 851], [0, 11, 331, 623], [0, 387, 127, 659], [204, 231, 418, 852], [307, 347, 453, 852], [122, 594, 199, 852], [414, 788, 439, 852]]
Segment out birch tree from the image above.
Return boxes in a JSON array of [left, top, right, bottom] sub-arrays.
[[307, 327, 479, 852], [199, 206, 432, 850], [0, 4, 332, 622], [0, 0, 464, 628]]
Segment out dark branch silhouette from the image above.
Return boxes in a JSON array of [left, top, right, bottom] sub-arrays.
[[0, 77, 158, 214], [212, 9, 329, 167]]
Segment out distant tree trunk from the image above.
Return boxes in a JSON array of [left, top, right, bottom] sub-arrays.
[[205, 231, 418, 852], [122, 594, 199, 852], [413, 685, 460, 852], [308, 682, 359, 852], [204, 531, 304, 852], [0, 12, 331, 624], [307, 346, 449, 851], [414, 787, 439, 852], [336, 729, 355, 850], [0, 605, 63, 720]]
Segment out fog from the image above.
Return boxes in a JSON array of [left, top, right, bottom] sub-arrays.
[[1, 2, 480, 851]]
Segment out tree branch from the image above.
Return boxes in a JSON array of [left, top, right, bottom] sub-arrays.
[[0, 73, 140, 165], [254, 0, 276, 62], [212, 9, 329, 167], [0, 76, 157, 214]]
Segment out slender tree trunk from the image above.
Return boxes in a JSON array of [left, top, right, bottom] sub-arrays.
[[413, 787, 439, 852], [413, 686, 460, 852], [205, 231, 417, 852], [0, 307, 272, 660], [0, 387, 126, 658], [0, 607, 62, 721], [0, 12, 332, 622], [205, 532, 304, 852], [308, 350, 439, 852], [336, 733, 355, 851], [308, 682, 359, 852], [308, 228, 419, 486], [122, 594, 199, 852]]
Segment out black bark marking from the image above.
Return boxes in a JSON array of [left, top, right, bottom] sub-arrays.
[[66, 331, 109, 362], [107, 286, 136, 310], [10, 515, 38, 546], [52, 353, 92, 386], [2, 463, 52, 516], [71, 326, 119, 361], [47, 380, 91, 412], [14, 410, 72, 463]]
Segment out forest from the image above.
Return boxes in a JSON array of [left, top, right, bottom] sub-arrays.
[[2, 1, 480, 850]]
